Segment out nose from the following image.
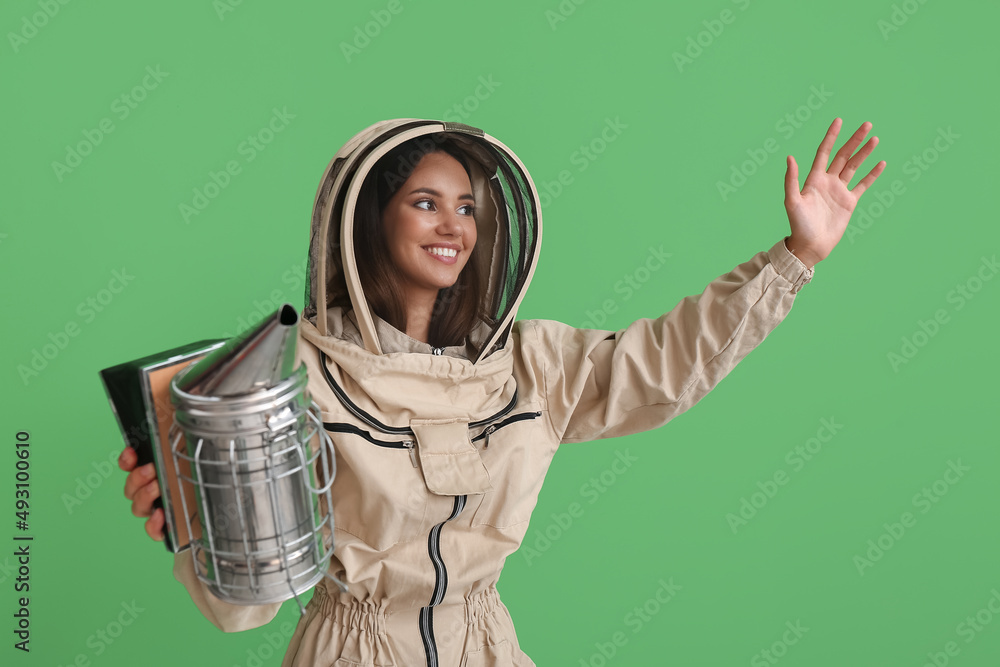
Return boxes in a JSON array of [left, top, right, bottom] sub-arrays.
[[436, 209, 464, 237]]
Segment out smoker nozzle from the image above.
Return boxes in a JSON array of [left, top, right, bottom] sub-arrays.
[[174, 303, 299, 397]]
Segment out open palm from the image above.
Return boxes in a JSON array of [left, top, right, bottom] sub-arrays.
[[784, 118, 886, 266]]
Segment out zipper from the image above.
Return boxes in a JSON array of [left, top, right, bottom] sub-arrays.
[[323, 422, 418, 467], [471, 411, 542, 448], [317, 355, 537, 665], [323, 410, 541, 463], [419, 494, 466, 667], [403, 440, 418, 467], [480, 424, 497, 448]]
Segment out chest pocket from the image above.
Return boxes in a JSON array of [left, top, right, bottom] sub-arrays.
[[410, 417, 492, 496], [466, 409, 551, 531]]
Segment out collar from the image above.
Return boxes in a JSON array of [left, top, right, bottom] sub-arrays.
[[329, 308, 482, 361]]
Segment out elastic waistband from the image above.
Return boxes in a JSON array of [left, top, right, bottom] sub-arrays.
[[464, 586, 502, 624], [311, 583, 504, 633], [312, 583, 388, 634]]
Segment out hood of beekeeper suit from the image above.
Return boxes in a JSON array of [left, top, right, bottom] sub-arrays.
[[301, 119, 541, 365]]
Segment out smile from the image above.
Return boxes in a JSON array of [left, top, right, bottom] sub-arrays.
[[423, 246, 459, 264]]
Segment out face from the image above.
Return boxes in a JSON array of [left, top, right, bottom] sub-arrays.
[[380, 151, 478, 303]]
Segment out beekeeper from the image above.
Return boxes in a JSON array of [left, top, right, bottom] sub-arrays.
[[121, 117, 884, 666]]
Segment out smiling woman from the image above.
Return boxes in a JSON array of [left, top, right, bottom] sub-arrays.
[[120, 116, 885, 667], [354, 137, 483, 347]]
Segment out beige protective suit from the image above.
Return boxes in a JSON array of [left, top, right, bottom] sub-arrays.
[[171, 119, 814, 665]]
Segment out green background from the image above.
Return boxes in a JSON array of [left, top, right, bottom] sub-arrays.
[[2, 0, 997, 665]]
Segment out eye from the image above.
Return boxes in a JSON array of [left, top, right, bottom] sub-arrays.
[[460, 204, 475, 216], [414, 199, 435, 211]]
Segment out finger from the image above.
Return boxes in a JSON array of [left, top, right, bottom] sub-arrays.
[[850, 160, 887, 199], [118, 446, 137, 472], [840, 135, 878, 185], [829, 121, 874, 177], [809, 118, 843, 176], [145, 508, 166, 542], [123, 462, 156, 501], [130, 476, 160, 517], [784, 155, 800, 202]]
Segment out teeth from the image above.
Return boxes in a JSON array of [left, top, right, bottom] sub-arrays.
[[425, 247, 457, 258]]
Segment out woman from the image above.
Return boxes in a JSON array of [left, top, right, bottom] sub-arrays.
[[120, 118, 884, 665]]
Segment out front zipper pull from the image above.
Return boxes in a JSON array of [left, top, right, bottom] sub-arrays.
[[403, 440, 418, 467], [483, 424, 497, 448]]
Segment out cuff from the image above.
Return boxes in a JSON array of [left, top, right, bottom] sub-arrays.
[[767, 236, 814, 295], [173, 550, 282, 632]]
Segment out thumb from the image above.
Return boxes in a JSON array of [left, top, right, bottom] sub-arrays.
[[784, 155, 800, 202]]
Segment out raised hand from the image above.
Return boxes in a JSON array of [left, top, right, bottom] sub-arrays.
[[783, 118, 886, 268]]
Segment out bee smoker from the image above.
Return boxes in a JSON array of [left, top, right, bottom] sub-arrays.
[[168, 303, 343, 613]]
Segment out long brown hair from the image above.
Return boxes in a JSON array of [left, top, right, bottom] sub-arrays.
[[354, 133, 484, 348]]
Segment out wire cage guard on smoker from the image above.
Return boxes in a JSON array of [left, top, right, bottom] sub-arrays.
[[168, 303, 345, 615]]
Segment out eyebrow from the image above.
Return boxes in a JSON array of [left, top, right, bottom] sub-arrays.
[[407, 187, 475, 202]]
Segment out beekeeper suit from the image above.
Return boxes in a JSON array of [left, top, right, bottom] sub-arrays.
[[172, 118, 814, 666]]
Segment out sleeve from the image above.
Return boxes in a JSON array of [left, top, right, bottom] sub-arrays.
[[172, 550, 283, 632], [526, 236, 814, 444]]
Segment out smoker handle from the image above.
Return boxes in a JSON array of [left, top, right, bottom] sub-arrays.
[[295, 404, 337, 495]]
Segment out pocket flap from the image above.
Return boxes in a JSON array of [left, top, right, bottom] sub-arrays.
[[410, 417, 492, 496]]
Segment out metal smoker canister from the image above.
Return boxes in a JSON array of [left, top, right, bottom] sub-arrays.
[[168, 303, 342, 611]]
